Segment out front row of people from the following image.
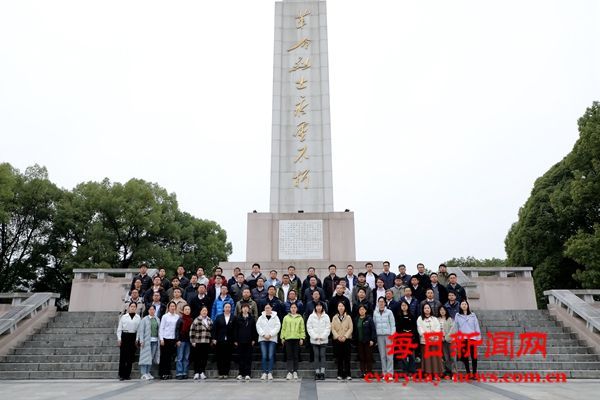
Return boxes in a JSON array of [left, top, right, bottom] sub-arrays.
[[116, 297, 481, 380]]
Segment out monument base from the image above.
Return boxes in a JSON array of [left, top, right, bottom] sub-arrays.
[[220, 211, 363, 277]]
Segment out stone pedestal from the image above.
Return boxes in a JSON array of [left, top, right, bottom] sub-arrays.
[[220, 211, 356, 277]]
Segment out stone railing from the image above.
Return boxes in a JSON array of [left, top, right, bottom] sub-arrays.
[[70, 268, 152, 312], [0, 293, 59, 336], [73, 268, 139, 280], [460, 266, 533, 278], [544, 289, 600, 335], [453, 266, 536, 310]]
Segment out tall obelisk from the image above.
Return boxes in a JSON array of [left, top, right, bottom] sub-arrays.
[[221, 0, 357, 276], [270, 0, 334, 213]]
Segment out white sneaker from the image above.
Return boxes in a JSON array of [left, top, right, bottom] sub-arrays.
[[140, 374, 147, 380], [337, 376, 343, 380], [286, 372, 293, 380], [146, 373, 154, 380], [261, 373, 267, 380], [267, 373, 273, 380], [346, 376, 352, 381], [293, 371, 298, 380], [237, 375, 243, 380], [193, 373, 200, 380], [245, 376, 251, 381], [200, 373, 206, 380]]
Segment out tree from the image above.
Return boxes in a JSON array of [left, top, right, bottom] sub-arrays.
[[506, 102, 600, 305], [0, 164, 233, 297], [445, 256, 507, 269], [0, 164, 62, 292]]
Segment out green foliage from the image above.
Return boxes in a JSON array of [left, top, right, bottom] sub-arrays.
[[0, 165, 232, 297], [506, 102, 600, 305], [0, 164, 62, 292], [445, 256, 508, 269]]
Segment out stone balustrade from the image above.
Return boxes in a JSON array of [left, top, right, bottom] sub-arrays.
[[0, 293, 59, 336], [544, 289, 600, 335], [461, 266, 533, 278]]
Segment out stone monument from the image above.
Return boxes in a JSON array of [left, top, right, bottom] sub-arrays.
[[221, 0, 365, 277]]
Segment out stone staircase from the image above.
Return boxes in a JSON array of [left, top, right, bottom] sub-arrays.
[[0, 310, 598, 379], [475, 310, 600, 378]]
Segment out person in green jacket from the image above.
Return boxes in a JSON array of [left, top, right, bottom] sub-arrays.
[[280, 303, 305, 380]]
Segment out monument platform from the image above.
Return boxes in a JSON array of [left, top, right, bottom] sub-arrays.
[[221, 211, 367, 277]]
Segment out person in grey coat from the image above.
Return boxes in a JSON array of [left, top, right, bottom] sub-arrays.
[[373, 296, 395, 374], [136, 305, 161, 380]]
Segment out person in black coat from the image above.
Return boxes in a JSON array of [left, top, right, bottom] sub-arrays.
[[328, 285, 351, 319], [303, 276, 326, 304], [301, 267, 323, 295], [409, 276, 426, 303], [384, 290, 400, 321], [414, 263, 431, 289], [429, 273, 448, 305], [396, 300, 418, 373], [144, 291, 166, 318], [353, 304, 376, 377], [258, 286, 285, 317], [322, 264, 340, 300], [189, 284, 212, 319], [233, 303, 257, 379], [211, 303, 236, 378], [446, 273, 468, 303], [131, 263, 153, 293]]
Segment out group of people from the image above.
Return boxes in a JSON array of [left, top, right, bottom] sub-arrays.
[[116, 262, 481, 381]]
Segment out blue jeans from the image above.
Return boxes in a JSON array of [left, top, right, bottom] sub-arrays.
[[176, 342, 190, 376], [260, 341, 276, 373]]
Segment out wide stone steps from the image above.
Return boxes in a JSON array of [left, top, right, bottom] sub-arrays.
[[1, 368, 598, 380], [1, 310, 599, 379]]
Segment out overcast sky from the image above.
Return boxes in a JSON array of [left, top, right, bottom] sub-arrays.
[[1, 1, 598, 274]]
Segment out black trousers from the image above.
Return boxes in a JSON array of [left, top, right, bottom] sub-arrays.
[[285, 339, 300, 372], [237, 342, 253, 377], [216, 341, 233, 375], [159, 338, 176, 376], [118, 332, 137, 379], [192, 343, 210, 374], [333, 340, 351, 378], [460, 340, 478, 374]]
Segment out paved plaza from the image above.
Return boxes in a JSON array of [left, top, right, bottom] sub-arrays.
[[1, 379, 599, 400]]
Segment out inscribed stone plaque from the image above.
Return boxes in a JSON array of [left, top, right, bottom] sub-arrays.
[[278, 219, 323, 259]]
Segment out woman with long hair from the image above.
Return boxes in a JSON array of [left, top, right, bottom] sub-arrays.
[[353, 304, 376, 378], [417, 303, 443, 376], [190, 305, 212, 380], [373, 296, 395, 374], [438, 306, 456, 377], [307, 301, 331, 380], [331, 302, 353, 380], [136, 304, 160, 380], [453, 300, 481, 374], [396, 300, 418, 373], [158, 301, 180, 380], [280, 302, 305, 380]]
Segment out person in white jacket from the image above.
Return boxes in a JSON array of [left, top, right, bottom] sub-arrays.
[[306, 302, 331, 380], [256, 303, 281, 380], [416, 303, 443, 375]]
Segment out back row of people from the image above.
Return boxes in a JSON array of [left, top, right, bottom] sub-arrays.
[[124, 262, 468, 318]]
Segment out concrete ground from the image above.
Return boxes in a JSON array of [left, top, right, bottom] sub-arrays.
[[0, 379, 599, 400]]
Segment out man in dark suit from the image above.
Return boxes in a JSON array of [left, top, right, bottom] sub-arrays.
[[322, 264, 340, 300]]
